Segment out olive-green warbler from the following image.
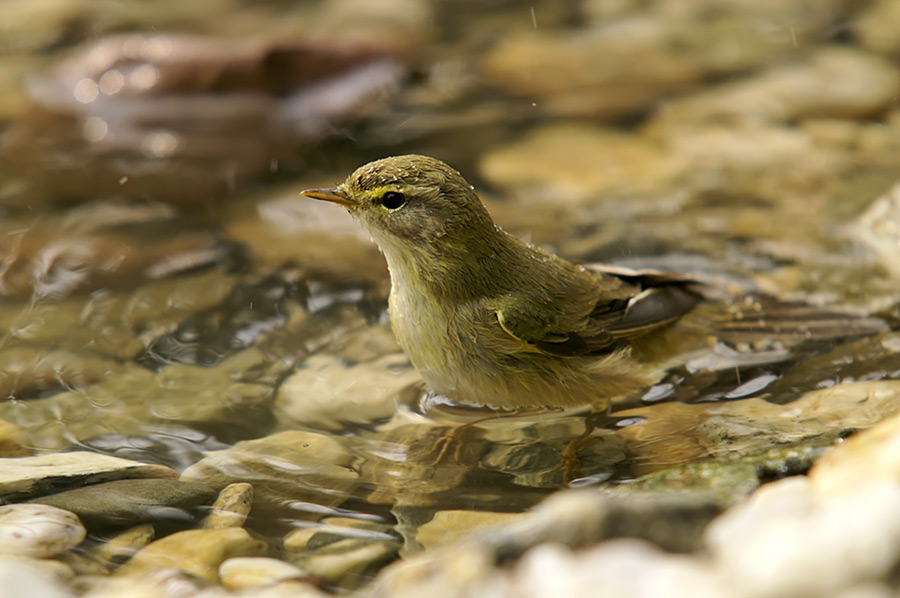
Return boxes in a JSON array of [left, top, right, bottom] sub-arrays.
[[301, 155, 884, 410]]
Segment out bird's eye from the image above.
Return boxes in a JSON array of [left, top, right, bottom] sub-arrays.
[[380, 191, 406, 210]]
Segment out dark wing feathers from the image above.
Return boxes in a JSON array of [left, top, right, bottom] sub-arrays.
[[496, 266, 704, 357]]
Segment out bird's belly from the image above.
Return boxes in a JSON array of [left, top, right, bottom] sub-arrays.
[[389, 292, 657, 409]]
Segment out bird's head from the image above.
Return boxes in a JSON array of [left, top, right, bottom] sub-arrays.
[[301, 155, 496, 255]]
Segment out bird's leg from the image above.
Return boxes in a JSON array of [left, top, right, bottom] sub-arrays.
[[424, 406, 564, 464], [559, 402, 614, 483]]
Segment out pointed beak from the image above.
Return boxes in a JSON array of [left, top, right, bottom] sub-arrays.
[[300, 187, 352, 207]]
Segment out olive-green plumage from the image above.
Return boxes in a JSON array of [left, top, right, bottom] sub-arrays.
[[301, 155, 884, 409]]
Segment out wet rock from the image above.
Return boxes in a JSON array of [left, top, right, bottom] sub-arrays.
[[762, 334, 900, 404], [82, 566, 214, 598], [222, 183, 387, 286], [483, 489, 720, 560], [114, 527, 267, 583], [479, 124, 680, 204], [180, 430, 361, 518], [291, 538, 399, 590], [652, 46, 900, 126], [0, 54, 36, 122], [3, 34, 406, 205], [0, 348, 282, 451], [854, 0, 900, 58], [276, 352, 421, 432], [616, 380, 900, 475], [0, 418, 32, 457], [707, 476, 900, 598], [811, 409, 900, 495], [0, 203, 236, 299], [0, 0, 240, 53], [0, 555, 74, 598], [0, 266, 239, 364], [0, 503, 86, 558], [308, 0, 433, 58], [201, 482, 253, 529], [849, 180, 900, 278], [28, 478, 218, 531], [0, 346, 123, 402], [479, 25, 700, 119], [284, 516, 401, 588], [219, 556, 307, 590], [137, 266, 308, 369], [509, 540, 723, 598], [0, 452, 176, 502], [481, 0, 847, 119], [415, 510, 521, 550]]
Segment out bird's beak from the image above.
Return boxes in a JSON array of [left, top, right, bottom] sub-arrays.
[[300, 187, 352, 207]]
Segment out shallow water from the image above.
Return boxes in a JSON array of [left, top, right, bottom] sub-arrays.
[[0, 0, 899, 593]]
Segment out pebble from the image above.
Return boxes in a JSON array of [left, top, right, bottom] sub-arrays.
[[0, 555, 74, 598], [415, 510, 521, 550], [114, 527, 267, 583], [0, 503, 85, 558], [707, 476, 900, 598], [276, 353, 421, 432], [202, 482, 254, 529], [180, 430, 360, 518], [219, 556, 307, 590]]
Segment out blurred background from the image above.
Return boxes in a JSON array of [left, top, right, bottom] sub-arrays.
[[1, 1, 900, 596]]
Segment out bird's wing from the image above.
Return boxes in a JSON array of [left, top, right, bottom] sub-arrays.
[[495, 267, 704, 357]]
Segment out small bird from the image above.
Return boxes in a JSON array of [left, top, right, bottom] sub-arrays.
[[301, 155, 885, 411]]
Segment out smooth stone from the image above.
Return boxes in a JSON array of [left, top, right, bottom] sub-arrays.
[[223, 182, 387, 286], [810, 408, 900, 495], [0, 265, 237, 364], [415, 510, 521, 550], [295, 537, 399, 589], [479, 124, 680, 204], [0, 348, 282, 451], [707, 476, 900, 598], [284, 516, 400, 589], [79, 567, 212, 598], [180, 430, 360, 517], [0, 555, 74, 598], [28, 478, 218, 530], [854, 0, 900, 58], [0, 345, 124, 402], [850, 180, 900, 278], [480, 27, 701, 118], [276, 352, 421, 432], [202, 482, 254, 529], [617, 380, 900, 475], [652, 46, 900, 125], [0, 503, 85, 558], [219, 556, 307, 590], [114, 527, 267, 583], [511, 539, 724, 598], [0, 205, 232, 300], [0, 452, 176, 502]]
